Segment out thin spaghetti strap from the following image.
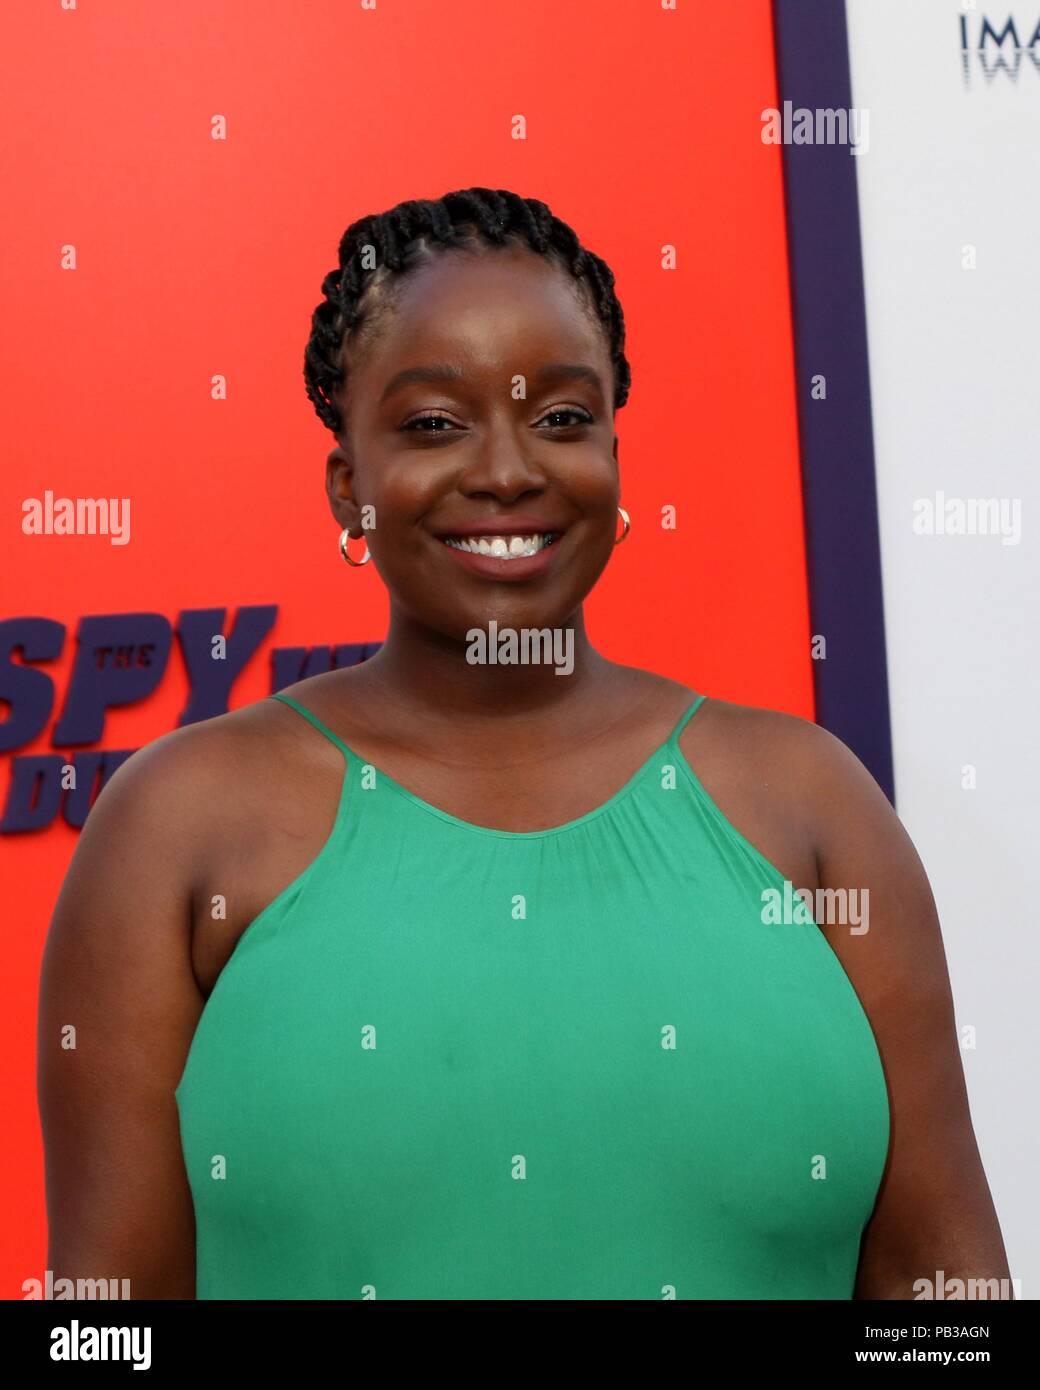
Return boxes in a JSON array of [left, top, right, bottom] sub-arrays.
[[270, 692, 354, 762], [666, 692, 707, 747]]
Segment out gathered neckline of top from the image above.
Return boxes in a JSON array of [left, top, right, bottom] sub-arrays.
[[269, 690, 707, 841]]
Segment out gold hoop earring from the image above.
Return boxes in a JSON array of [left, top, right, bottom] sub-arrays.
[[339, 527, 371, 566], [614, 505, 631, 546]]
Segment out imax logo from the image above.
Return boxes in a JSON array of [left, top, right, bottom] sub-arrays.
[[960, 12, 1040, 84]]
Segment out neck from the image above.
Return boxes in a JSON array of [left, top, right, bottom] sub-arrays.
[[354, 605, 620, 732]]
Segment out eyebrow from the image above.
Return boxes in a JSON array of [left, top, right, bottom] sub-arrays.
[[379, 362, 603, 404]]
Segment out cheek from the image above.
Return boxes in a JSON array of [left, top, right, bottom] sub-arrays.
[[372, 453, 447, 508], [365, 474, 442, 573], [554, 449, 618, 495], [367, 467, 437, 530]]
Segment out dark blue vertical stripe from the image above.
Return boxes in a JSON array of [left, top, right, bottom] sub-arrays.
[[772, 0, 895, 804]]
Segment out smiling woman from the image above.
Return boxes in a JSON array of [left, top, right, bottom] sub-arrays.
[[37, 186, 1010, 1302]]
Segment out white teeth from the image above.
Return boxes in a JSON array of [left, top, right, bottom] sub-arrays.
[[442, 533, 555, 559]]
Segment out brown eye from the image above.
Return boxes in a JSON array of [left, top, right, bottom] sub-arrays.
[[401, 413, 459, 432], [538, 408, 593, 429]]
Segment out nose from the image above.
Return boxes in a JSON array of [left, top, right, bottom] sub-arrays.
[[457, 422, 549, 503]]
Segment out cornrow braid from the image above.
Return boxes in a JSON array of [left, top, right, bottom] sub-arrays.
[[303, 186, 631, 437]]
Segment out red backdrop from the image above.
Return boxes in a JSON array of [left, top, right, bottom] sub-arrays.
[[0, 0, 810, 1296]]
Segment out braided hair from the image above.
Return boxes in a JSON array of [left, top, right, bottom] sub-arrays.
[[303, 187, 631, 438]]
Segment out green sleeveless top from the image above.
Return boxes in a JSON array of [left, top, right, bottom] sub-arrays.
[[175, 691, 889, 1300]]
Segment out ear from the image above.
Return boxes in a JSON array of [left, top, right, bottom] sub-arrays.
[[326, 447, 361, 533], [612, 433, 620, 479]]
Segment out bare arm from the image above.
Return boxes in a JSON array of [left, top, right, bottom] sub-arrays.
[[37, 730, 210, 1299], [802, 724, 1011, 1300]]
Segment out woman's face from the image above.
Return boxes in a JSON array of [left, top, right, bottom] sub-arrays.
[[326, 244, 621, 642]]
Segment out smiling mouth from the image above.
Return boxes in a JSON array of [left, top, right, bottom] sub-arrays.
[[439, 532, 560, 559]]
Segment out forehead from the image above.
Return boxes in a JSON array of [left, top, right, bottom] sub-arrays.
[[360, 245, 606, 370]]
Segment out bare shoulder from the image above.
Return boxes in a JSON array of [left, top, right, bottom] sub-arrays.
[[685, 695, 931, 926], [688, 692, 862, 768], [88, 693, 331, 837], [674, 692, 908, 895], [91, 710, 235, 819], [686, 694, 895, 830]]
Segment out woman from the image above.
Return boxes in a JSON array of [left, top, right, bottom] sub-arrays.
[[39, 186, 1009, 1300]]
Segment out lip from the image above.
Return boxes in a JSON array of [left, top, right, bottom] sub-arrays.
[[433, 518, 568, 539], [435, 530, 565, 582]]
